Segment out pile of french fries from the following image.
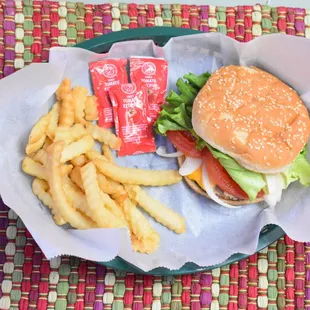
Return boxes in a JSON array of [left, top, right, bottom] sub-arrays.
[[22, 78, 185, 254]]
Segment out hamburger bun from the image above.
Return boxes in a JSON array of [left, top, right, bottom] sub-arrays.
[[192, 66, 310, 173], [178, 156, 264, 205]]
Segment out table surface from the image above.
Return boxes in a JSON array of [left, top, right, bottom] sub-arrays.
[[0, 1, 310, 309], [70, 0, 310, 8]]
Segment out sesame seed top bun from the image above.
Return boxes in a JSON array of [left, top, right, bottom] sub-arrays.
[[192, 66, 310, 173]]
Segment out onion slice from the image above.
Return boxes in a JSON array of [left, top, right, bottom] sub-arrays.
[[202, 163, 241, 208], [179, 157, 202, 176], [264, 174, 285, 208], [156, 146, 183, 158]]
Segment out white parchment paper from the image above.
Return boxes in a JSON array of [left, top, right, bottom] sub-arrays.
[[0, 33, 310, 271]]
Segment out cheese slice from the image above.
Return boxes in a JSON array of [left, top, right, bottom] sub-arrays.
[[187, 165, 205, 189]]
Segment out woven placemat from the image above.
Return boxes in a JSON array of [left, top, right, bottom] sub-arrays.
[[0, 2, 310, 309]]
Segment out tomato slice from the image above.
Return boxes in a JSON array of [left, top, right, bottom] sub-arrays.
[[257, 190, 264, 198], [202, 148, 249, 200], [166, 131, 202, 158]]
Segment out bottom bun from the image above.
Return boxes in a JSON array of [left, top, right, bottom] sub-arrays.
[[178, 157, 264, 206]]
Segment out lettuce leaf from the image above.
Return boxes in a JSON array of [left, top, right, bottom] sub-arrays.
[[190, 130, 208, 151], [166, 90, 184, 105], [155, 72, 210, 135], [183, 72, 211, 89], [155, 100, 192, 135], [282, 147, 310, 188], [155, 116, 188, 135], [207, 145, 266, 201]]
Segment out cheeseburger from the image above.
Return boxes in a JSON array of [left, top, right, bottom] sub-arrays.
[[155, 65, 310, 208]]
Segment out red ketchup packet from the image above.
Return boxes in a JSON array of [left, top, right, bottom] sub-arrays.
[[130, 57, 168, 123], [89, 59, 128, 128], [109, 83, 156, 157]]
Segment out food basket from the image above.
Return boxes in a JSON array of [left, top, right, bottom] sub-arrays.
[[75, 27, 285, 275]]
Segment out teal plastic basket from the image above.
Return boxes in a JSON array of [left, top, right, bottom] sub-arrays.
[[75, 27, 285, 275]]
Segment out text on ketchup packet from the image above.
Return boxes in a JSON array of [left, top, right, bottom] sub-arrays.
[[130, 57, 168, 123], [109, 83, 156, 157], [89, 59, 128, 128]]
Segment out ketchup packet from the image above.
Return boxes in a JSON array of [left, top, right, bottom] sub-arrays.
[[109, 83, 156, 157], [130, 57, 168, 123], [89, 59, 128, 128]]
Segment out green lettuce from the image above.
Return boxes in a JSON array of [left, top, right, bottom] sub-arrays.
[[154, 72, 208, 135], [176, 78, 198, 103], [207, 146, 266, 201], [183, 72, 211, 89], [190, 130, 208, 151], [155, 100, 192, 135], [282, 147, 310, 188]]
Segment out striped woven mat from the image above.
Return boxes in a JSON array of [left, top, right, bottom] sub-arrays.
[[0, 1, 310, 309]]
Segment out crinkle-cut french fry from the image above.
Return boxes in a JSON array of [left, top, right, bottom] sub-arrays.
[[26, 110, 51, 155], [86, 122, 121, 150], [33, 149, 48, 165], [93, 159, 182, 186], [80, 162, 125, 228], [85, 96, 98, 121], [125, 185, 186, 234], [46, 102, 60, 140], [85, 150, 108, 162], [22, 157, 47, 180], [99, 191, 128, 225], [96, 173, 127, 203], [62, 176, 92, 219], [61, 164, 73, 176], [43, 137, 53, 150], [72, 86, 88, 124], [71, 154, 88, 167], [32, 149, 73, 176], [108, 177, 126, 192], [54, 123, 88, 145], [121, 198, 155, 241], [111, 192, 127, 204], [46, 141, 97, 229], [131, 232, 160, 254], [59, 93, 74, 127], [35, 178, 49, 191], [56, 78, 71, 101], [28, 112, 50, 144], [25, 135, 46, 155], [69, 166, 84, 191], [102, 145, 114, 163], [97, 173, 116, 194], [109, 179, 127, 203], [23, 155, 73, 181], [124, 183, 135, 197], [61, 135, 94, 163], [32, 178, 66, 225]]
